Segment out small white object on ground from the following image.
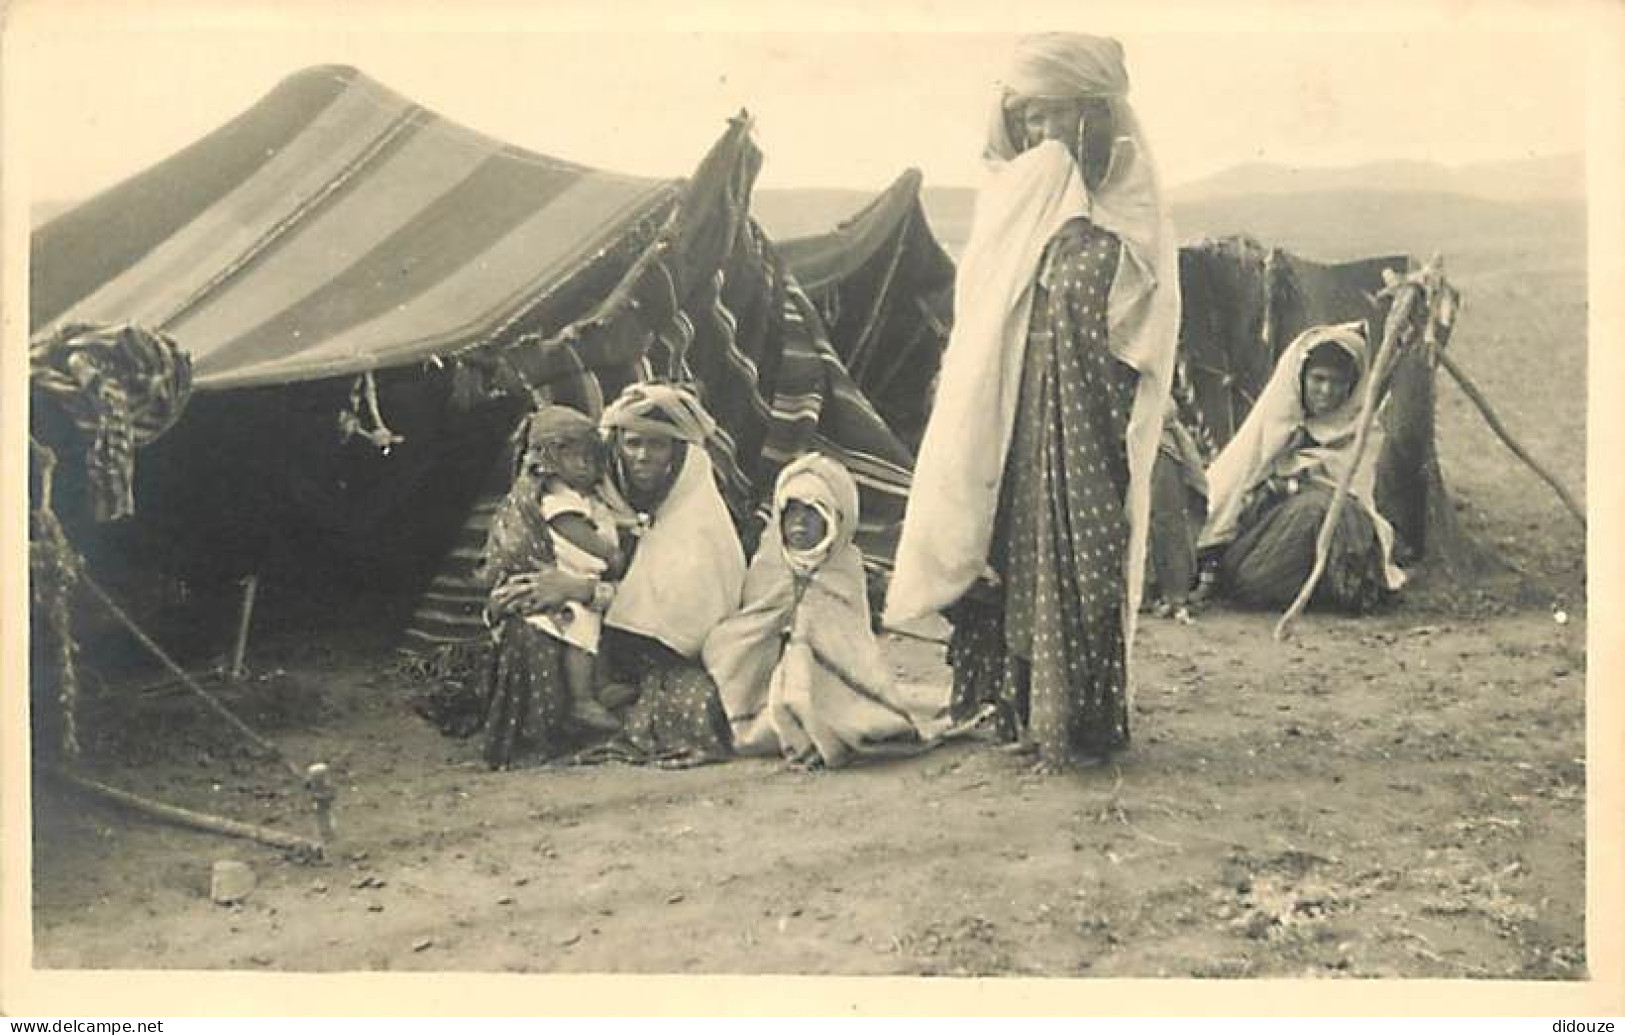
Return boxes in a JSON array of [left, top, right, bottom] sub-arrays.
[[210, 860, 255, 905]]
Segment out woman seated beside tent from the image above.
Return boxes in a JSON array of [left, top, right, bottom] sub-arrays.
[[1192, 323, 1406, 613], [480, 382, 746, 768], [702, 453, 950, 769]]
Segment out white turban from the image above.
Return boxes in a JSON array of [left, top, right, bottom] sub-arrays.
[[1000, 33, 1130, 101]]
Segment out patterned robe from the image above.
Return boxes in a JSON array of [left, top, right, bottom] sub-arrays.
[[950, 219, 1137, 760], [478, 470, 732, 769]]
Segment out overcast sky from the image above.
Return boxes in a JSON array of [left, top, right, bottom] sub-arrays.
[[5, 1, 1594, 204]]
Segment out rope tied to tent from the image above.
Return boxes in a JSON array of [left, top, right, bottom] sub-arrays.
[[31, 436, 336, 857], [30, 438, 83, 760], [338, 371, 405, 453]]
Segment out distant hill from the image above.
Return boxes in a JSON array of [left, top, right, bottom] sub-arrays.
[[1169, 190, 1585, 271], [1169, 152, 1583, 207], [758, 182, 1584, 274], [751, 188, 879, 242], [754, 152, 1586, 265]]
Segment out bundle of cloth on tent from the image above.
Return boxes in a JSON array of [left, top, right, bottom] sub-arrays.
[[29, 323, 192, 523]]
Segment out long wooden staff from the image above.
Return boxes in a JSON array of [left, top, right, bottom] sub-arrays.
[[48, 766, 324, 858], [1274, 264, 1431, 641]]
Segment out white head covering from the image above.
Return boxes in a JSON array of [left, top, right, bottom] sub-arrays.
[[705, 453, 945, 767], [775, 453, 857, 577], [598, 384, 745, 657], [885, 33, 1181, 669], [1198, 323, 1406, 591]]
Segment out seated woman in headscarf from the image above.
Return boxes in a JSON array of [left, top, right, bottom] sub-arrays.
[[480, 382, 746, 768], [703, 453, 948, 769], [582, 382, 748, 765], [1193, 323, 1407, 613]]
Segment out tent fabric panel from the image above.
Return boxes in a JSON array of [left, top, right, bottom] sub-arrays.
[[30, 66, 359, 329], [778, 170, 955, 451], [775, 169, 924, 291], [188, 142, 594, 379], [157, 109, 510, 358], [55, 81, 421, 334], [197, 174, 673, 389]]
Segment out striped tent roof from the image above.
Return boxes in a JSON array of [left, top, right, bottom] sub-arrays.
[[31, 65, 679, 391]]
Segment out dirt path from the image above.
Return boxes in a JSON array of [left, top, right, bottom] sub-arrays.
[[31, 601, 1586, 978]]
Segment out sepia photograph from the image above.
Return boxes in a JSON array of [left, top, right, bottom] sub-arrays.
[[2, 0, 1620, 1016]]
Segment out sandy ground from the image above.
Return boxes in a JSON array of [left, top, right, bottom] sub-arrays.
[[31, 587, 1586, 979]]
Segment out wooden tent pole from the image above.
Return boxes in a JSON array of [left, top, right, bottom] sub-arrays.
[[76, 573, 299, 778], [1274, 269, 1422, 642], [33, 419, 338, 853], [228, 575, 259, 680], [48, 766, 323, 858], [1437, 349, 1585, 529]]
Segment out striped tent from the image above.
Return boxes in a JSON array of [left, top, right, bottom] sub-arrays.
[[32, 65, 681, 387], [31, 65, 914, 661]]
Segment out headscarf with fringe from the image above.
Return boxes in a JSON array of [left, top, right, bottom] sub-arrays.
[[519, 404, 598, 479], [598, 382, 717, 445]]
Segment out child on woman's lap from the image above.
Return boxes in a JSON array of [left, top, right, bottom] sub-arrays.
[[522, 406, 626, 733]]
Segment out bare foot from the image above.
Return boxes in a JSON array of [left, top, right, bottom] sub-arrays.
[[999, 738, 1039, 757], [599, 682, 639, 711], [570, 697, 622, 733]]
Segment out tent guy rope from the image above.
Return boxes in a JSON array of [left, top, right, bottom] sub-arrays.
[[1438, 349, 1585, 529]]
